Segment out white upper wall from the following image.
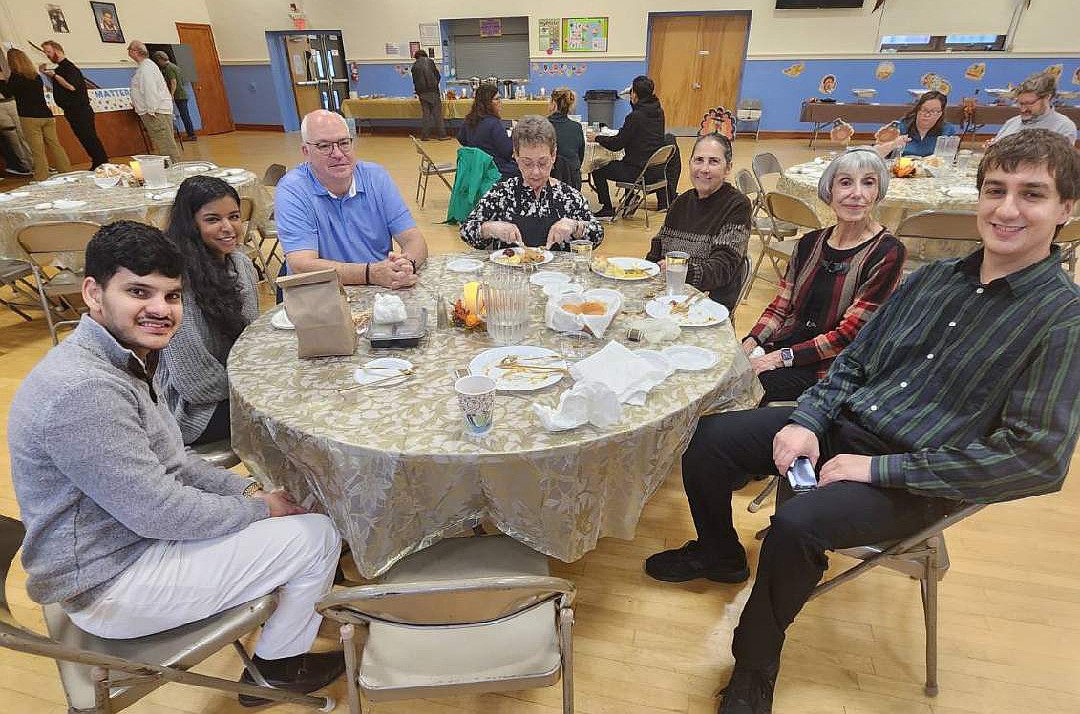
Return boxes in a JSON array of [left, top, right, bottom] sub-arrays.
[[204, 0, 1078, 63], [0, 0, 211, 66]]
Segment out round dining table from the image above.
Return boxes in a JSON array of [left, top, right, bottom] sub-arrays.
[[0, 165, 259, 260], [229, 252, 763, 578]]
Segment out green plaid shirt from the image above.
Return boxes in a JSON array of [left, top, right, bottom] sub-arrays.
[[791, 247, 1080, 504]]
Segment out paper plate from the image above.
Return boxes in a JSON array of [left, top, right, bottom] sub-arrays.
[[661, 345, 719, 371], [633, 348, 674, 375], [354, 357, 413, 386], [269, 308, 294, 330], [469, 345, 566, 391], [489, 247, 554, 267], [446, 257, 484, 273], [645, 294, 730, 327], [591, 257, 660, 281], [52, 200, 87, 210], [225, 175, 247, 185], [941, 186, 979, 199], [529, 270, 571, 286]]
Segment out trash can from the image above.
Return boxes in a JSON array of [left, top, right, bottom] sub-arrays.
[[584, 89, 619, 128]]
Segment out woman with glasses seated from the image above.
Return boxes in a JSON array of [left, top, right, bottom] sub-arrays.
[[742, 148, 905, 403], [157, 176, 259, 445], [873, 90, 956, 158], [458, 84, 518, 179], [460, 114, 604, 250]]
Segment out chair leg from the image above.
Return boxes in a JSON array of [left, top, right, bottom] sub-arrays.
[[30, 265, 60, 345], [415, 165, 423, 204], [341, 623, 363, 714], [420, 172, 429, 208], [922, 544, 941, 696], [747, 475, 778, 514], [559, 606, 575, 714]]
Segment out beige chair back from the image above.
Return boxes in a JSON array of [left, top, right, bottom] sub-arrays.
[[643, 143, 676, 171], [16, 221, 100, 255], [262, 163, 287, 187], [765, 192, 823, 231], [895, 210, 981, 242]]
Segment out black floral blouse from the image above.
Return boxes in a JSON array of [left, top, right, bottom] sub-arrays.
[[460, 177, 605, 250]]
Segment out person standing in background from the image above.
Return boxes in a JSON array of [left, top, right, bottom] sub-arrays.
[[127, 40, 180, 162], [0, 47, 71, 181], [39, 40, 109, 169], [153, 50, 196, 142], [410, 50, 447, 141]]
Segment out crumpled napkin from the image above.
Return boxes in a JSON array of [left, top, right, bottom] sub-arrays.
[[372, 294, 407, 324], [570, 340, 670, 405], [533, 380, 623, 431], [545, 288, 622, 338]]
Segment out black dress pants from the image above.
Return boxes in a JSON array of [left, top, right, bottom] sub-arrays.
[[417, 91, 446, 139], [589, 159, 641, 208], [189, 399, 231, 446], [681, 407, 954, 668], [757, 364, 820, 405], [63, 105, 108, 168]]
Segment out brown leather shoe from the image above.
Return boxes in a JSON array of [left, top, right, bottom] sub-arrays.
[[237, 651, 345, 707]]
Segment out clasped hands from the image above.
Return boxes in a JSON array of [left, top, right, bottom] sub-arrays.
[[482, 219, 580, 250], [741, 337, 783, 375], [772, 423, 872, 488], [254, 489, 308, 517], [370, 251, 418, 289]]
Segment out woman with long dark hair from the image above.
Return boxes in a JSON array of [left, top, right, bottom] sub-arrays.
[[874, 90, 956, 157], [157, 175, 259, 445], [458, 83, 518, 177], [0, 48, 71, 180]]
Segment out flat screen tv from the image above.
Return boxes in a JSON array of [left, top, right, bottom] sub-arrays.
[[776, 1, 865, 8]]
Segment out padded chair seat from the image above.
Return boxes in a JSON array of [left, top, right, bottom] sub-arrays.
[[360, 600, 561, 699], [44, 593, 277, 710], [187, 439, 241, 469]]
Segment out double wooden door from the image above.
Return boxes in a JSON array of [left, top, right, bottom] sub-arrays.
[[647, 13, 750, 129], [175, 22, 233, 134]]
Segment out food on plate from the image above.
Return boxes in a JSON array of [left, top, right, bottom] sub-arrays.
[[496, 247, 545, 265], [351, 312, 371, 332], [561, 300, 607, 316], [591, 257, 648, 278], [892, 157, 917, 178], [922, 156, 944, 168]]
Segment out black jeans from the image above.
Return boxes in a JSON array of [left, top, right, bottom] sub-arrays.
[[589, 159, 641, 208], [417, 92, 446, 139], [63, 105, 108, 168], [757, 364, 820, 405], [175, 99, 196, 138], [190, 399, 231, 446], [681, 407, 954, 668]]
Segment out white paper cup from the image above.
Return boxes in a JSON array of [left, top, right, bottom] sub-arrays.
[[455, 375, 496, 436]]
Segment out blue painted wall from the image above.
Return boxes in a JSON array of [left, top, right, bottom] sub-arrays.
[[83, 66, 203, 132], [217, 55, 1079, 133]]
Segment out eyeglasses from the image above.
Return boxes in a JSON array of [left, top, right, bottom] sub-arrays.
[[305, 138, 354, 156], [917, 108, 943, 116], [517, 157, 553, 171], [1016, 97, 1046, 108]]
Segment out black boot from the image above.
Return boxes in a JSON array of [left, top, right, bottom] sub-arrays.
[[238, 651, 345, 707], [716, 659, 779, 714]]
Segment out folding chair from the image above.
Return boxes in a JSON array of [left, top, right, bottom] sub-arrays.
[[0, 515, 335, 713], [409, 135, 456, 208], [239, 196, 272, 287], [318, 535, 576, 714], [736, 99, 763, 141], [1054, 218, 1079, 278], [734, 170, 797, 304], [0, 257, 38, 320], [743, 192, 822, 299], [809, 503, 986, 696], [750, 151, 785, 194], [613, 144, 676, 228], [186, 439, 242, 469], [894, 210, 982, 274], [16, 220, 101, 344], [253, 163, 287, 275]]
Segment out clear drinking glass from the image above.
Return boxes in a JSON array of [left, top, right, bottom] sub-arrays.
[[570, 239, 593, 280], [483, 273, 531, 345], [665, 251, 690, 296]]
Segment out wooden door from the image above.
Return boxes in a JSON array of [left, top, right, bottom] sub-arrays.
[[283, 35, 324, 120], [175, 22, 234, 134], [648, 13, 750, 130]]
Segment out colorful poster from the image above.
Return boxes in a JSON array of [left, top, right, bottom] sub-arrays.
[[538, 18, 560, 56], [480, 18, 502, 38], [419, 23, 441, 46], [409, 41, 421, 57], [562, 17, 608, 53]]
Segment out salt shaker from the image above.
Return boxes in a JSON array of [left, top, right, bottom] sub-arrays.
[[435, 292, 450, 330]]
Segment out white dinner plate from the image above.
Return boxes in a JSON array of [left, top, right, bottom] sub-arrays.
[[353, 357, 413, 386], [633, 348, 675, 376], [661, 345, 719, 371], [51, 200, 87, 210], [469, 345, 566, 391], [146, 191, 177, 201], [941, 186, 979, 199], [489, 247, 554, 267], [269, 308, 294, 330], [223, 168, 246, 176], [529, 270, 571, 286], [33, 202, 54, 211], [183, 164, 215, 173], [591, 256, 660, 281], [543, 282, 582, 300], [0, 191, 28, 202], [225, 175, 248, 185], [646, 294, 730, 327], [446, 257, 484, 273]]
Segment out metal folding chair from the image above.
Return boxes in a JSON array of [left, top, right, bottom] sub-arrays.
[[318, 535, 575, 714], [0, 515, 335, 713], [894, 210, 982, 274], [736, 99, 763, 141], [750, 151, 785, 194], [409, 135, 456, 208], [613, 144, 676, 228], [16, 220, 101, 344], [1054, 218, 1079, 278], [743, 192, 822, 299], [239, 196, 272, 287], [0, 257, 38, 320], [734, 170, 797, 304]]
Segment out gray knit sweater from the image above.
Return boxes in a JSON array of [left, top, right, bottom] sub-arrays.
[[156, 252, 260, 443], [8, 316, 269, 610]]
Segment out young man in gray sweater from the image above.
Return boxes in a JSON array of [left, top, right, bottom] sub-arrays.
[[8, 220, 344, 705]]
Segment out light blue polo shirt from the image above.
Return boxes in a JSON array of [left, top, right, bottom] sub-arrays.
[[274, 161, 417, 265]]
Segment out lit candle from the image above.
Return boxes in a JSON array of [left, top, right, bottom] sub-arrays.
[[462, 281, 480, 315], [129, 160, 143, 182]]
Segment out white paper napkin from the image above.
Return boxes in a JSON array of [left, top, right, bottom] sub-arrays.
[[570, 340, 669, 405], [533, 381, 623, 431], [545, 288, 622, 338], [372, 294, 407, 324]]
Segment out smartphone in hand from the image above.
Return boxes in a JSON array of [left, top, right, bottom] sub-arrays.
[[787, 456, 817, 494]]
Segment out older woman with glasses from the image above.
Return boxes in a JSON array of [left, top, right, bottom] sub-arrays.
[[460, 114, 604, 250], [873, 90, 956, 158], [741, 148, 905, 403]]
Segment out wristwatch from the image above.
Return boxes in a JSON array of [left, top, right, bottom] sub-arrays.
[[779, 348, 794, 368]]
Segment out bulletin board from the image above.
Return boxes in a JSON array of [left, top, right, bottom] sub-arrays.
[[561, 17, 608, 53]]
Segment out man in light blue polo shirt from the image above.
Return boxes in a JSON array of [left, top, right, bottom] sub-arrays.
[[275, 109, 429, 287]]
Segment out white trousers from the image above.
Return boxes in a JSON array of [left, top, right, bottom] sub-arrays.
[[68, 513, 341, 659]]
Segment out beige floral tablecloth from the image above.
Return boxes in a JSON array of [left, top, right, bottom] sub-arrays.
[[229, 252, 763, 578], [778, 159, 982, 261], [0, 167, 258, 260]]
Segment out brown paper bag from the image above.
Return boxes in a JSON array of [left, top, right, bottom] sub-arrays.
[[276, 269, 357, 358]]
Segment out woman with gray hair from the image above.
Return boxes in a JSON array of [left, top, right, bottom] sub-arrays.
[[460, 114, 603, 249], [741, 147, 905, 402]]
